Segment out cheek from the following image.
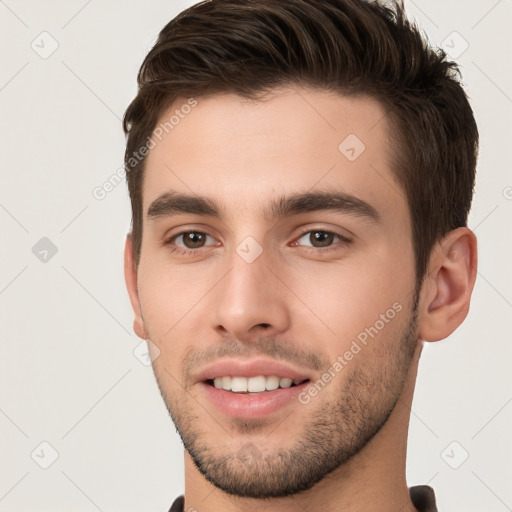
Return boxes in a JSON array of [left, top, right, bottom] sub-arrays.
[[136, 261, 223, 389], [287, 249, 413, 345], [137, 259, 214, 332]]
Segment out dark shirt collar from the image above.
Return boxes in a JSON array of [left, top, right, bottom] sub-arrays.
[[169, 485, 438, 512]]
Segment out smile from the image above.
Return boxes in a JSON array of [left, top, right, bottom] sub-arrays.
[[208, 375, 308, 393]]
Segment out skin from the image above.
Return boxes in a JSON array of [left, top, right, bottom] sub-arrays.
[[124, 87, 477, 512]]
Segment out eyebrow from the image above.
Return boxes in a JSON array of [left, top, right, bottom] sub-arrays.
[[147, 190, 380, 224]]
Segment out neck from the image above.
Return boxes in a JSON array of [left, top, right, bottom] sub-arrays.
[[182, 344, 423, 512]]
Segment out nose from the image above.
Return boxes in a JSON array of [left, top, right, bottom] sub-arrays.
[[212, 245, 291, 343]]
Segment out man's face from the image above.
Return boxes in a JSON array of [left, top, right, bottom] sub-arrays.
[[133, 87, 420, 497]]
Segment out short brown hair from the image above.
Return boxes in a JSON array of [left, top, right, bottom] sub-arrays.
[[123, 0, 478, 284]]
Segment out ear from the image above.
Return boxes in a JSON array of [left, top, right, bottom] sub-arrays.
[[417, 227, 477, 342], [124, 233, 148, 340]]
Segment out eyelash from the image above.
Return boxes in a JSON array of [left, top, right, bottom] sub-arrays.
[[164, 229, 352, 256]]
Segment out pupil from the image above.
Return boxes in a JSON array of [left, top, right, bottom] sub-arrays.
[[311, 231, 333, 247], [184, 232, 205, 248]]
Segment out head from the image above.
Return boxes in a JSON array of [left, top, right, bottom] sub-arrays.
[[123, 0, 478, 500]]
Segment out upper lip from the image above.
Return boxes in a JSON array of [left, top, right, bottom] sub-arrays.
[[195, 358, 313, 383]]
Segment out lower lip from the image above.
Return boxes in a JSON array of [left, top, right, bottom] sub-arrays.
[[200, 381, 310, 419]]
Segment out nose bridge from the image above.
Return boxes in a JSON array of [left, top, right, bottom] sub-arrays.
[[212, 238, 290, 339]]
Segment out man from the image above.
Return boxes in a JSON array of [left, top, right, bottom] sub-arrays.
[[122, 0, 478, 510]]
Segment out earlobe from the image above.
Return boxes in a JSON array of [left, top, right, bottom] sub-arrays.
[[124, 234, 148, 340], [417, 227, 477, 342]]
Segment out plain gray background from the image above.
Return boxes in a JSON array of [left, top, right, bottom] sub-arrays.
[[1, 0, 511, 510]]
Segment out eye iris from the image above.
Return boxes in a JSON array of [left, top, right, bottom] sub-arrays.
[[311, 231, 333, 247], [183, 232, 205, 248]]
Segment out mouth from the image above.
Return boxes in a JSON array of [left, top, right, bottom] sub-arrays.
[[200, 376, 312, 420], [195, 359, 314, 419]]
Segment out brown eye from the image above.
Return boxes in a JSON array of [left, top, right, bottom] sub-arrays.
[[165, 230, 219, 256], [176, 231, 209, 249], [297, 230, 341, 248], [167, 231, 213, 250], [309, 231, 335, 247]]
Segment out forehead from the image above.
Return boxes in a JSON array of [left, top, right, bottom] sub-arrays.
[[142, 87, 407, 226]]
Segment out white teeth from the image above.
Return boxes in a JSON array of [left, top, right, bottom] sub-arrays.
[[221, 376, 232, 390], [265, 375, 280, 391], [279, 377, 292, 389], [211, 375, 305, 392], [247, 375, 266, 392], [231, 376, 248, 392]]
